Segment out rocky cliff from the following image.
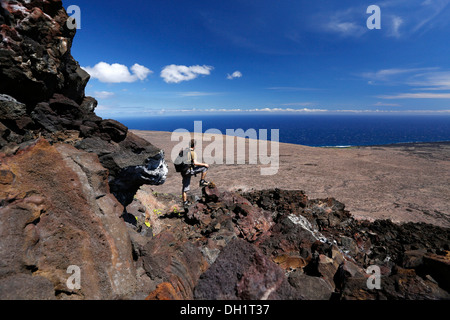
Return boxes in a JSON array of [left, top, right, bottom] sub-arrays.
[[0, 0, 167, 183], [0, 0, 167, 299], [1, 0, 449, 301]]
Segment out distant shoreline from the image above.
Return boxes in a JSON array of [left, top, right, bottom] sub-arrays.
[[359, 140, 450, 148], [131, 129, 450, 149]]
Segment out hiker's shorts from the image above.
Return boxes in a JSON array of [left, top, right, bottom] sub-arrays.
[[182, 166, 208, 192]]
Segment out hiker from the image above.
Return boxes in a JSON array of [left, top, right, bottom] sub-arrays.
[[176, 139, 210, 206]]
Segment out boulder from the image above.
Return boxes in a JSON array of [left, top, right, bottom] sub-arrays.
[[194, 238, 297, 300], [257, 215, 317, 264], [402, 249, 427, 269], [288, 270, 334, 300], [231, 199, 274, 242], [99, 119, 128, 143], [142, 231, 208, 300], [0, 94, 27, 120]]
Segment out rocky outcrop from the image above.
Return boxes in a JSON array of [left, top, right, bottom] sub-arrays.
[[135, 184, 450, 300], [0, 0, 167, 184], [0, 139, 137, 299], [0, 0, 168, 299], [0, 0, 88, 105]]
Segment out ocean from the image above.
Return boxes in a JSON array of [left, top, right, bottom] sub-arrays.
[[116, 113, 450, 147]]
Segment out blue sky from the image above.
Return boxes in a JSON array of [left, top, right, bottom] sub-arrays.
[[67, 0, 450, 118]]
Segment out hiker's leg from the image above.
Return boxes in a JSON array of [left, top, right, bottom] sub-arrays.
[[192, 166, 208, 181], [182, 175, 191, 202]]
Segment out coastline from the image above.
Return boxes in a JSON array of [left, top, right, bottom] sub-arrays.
[[357, 140, 450, 148], [132, 129, 450, 228]]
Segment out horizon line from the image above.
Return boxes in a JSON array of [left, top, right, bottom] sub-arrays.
[[97, 107, 450, 118]]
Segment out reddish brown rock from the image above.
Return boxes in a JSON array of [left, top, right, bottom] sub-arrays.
[[194, 238, 297, 300], [146, 282, 182, 301], [0, 138, 138, 299], [256, 215, 317, 266], [202, 182, 221, 202], [235, 203, 274, 242], [141, 231, 209, 300]]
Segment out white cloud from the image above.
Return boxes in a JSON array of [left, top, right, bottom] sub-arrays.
[[93, 91, 115, 99], [363, 68, 426, 81], [361, 67, 439, 85], [248, 107, 328, 113], [95, 105, 109, 111], [83, 62, 153, 83], [378, 0, 450, 37], [363, 68, 450, 99], [320, 8, 368, 38], [160, 64, 213, 83], [193, 107, 328, 113], [408, 71, 450, 90], [379, 92, 450, 99], [389, 16, 404, 38], [130, 64, 153, 81], [227, 71, 242, 80], [334, 22, 366, 37]]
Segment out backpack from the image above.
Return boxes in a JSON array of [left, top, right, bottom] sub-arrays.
[[174, 149, 194, 175]]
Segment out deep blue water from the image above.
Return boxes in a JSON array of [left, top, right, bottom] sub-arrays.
[[116, 114, 450, 147]]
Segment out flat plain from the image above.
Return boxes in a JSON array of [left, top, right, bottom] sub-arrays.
[[133, 130, 450, 228]]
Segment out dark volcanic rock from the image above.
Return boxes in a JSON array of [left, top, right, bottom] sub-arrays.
[[0, 0, 169, 208], [99, 119, 128, 143], [0, 0, 170, 295], [0, 94, 27, 120], [243, 188, 309, 218], [139, 186, 450, 301], [0, 0, 88, 105], [288, 270, 334, 300], [194, 238, 297, 300]]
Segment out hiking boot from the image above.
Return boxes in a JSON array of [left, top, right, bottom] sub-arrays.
[[199, 179, 210, 187], [183, 200, 190, 207]]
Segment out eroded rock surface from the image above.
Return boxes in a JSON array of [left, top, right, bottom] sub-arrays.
[[135, 184, 450, 300], [0, 139, 137, 299]]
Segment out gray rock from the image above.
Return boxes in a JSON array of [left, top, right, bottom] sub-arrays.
[[0, 94, 27, 120], [288, 270, 334, 300]]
